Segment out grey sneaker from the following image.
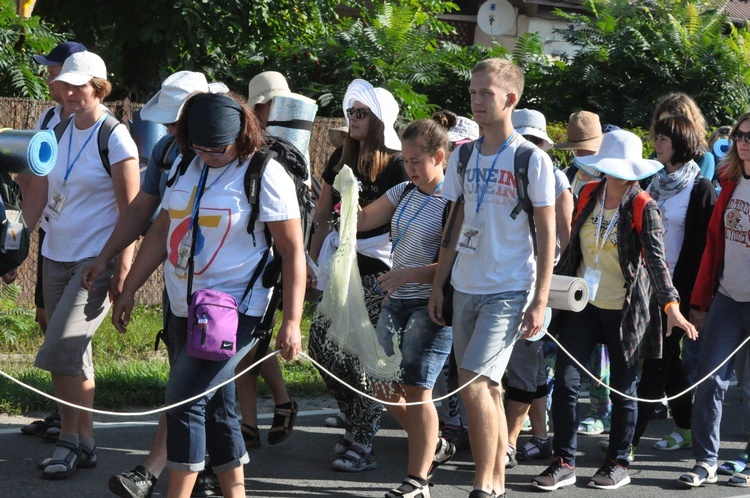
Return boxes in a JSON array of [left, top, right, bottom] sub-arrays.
[[108, 465, 157, 498], [531, 458, 576, 491], [588, 459, 631, 489]]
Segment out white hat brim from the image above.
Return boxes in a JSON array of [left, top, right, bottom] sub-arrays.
[[139, 89, 184, 124], [53, 72, 93, 86], [515, 127, 553, 150], [574, 156, 663, 181]]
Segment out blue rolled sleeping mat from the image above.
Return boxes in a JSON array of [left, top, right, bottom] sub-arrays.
[[0, 128, 57, 176], [129, 108, 168, 170]]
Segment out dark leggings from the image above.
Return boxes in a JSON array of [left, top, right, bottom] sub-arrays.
[[633, 313, 692, 446]]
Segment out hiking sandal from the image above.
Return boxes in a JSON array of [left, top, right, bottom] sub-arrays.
[[42, 440, 81, 480], [729, 470, 750, 488], [20, 412, 59, 437], [38, 443, 96, 470], [268, 400, 298, 445], [242, 424, 261, 449], [517, 436, 552, 461], [385, 477, 431, 498], [332, 445, 377, 472], [427, 437, 456, 479], [653, 428, 691, 450], [718, 453, 748, 475], [678, 462, 718, 487]]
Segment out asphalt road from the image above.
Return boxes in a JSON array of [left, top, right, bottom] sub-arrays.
[[2, 389, 750, 497]]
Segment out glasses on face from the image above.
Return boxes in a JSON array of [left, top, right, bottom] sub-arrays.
[[346, 107, 372, 120], [189, 142, 230, 156], [731, 130, 750, 144]]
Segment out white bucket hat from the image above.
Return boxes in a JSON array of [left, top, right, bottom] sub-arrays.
[[512, 109, 553, 150], [447, 116, 480, 143], [247, 71, 292, 107], [139, 71, 227, 124], [574, 130, 663, 181], [52, 51, 107, 86], [343, 79, 400, 151]]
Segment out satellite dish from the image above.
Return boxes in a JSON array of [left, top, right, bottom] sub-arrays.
[[477, 0, 516, 36]]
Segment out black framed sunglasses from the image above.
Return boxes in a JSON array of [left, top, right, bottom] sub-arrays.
[[731, 130, 750, 144], [345, 107, 372, 119], [189, 142, 230, 156]]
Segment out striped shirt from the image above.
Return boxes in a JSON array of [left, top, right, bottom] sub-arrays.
[[386, 182, 449, 300]]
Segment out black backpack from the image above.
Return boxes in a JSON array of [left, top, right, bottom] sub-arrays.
[[53, 114, 121, 176], [0, 168, 30, 276]]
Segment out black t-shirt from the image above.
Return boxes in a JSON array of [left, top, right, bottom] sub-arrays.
[[322, 147, 408, 239]]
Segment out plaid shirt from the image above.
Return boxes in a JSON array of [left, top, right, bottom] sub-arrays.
[[556, 180, 679, 366]]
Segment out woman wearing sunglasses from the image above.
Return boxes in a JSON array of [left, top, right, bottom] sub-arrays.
[[308, 79, 408, 471], [677, 113, 750, 488], [112, 92, 305, 497], [630, 115, 716, 455]]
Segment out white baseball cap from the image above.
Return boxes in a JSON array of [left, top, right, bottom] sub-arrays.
[[52, 51, 107, 86]]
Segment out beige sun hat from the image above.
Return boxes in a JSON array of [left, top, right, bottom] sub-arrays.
[[554, 111, 603, 152], [247, 71, 292, 107], [328, 126, 349, 148]]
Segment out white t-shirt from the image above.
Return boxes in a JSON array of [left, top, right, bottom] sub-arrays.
[[161, 155, 300, 318], [42, 117, 138, 262], [647, 180, 693, 278], [443, 136, 556, 294], [553, 168, 572, 263]]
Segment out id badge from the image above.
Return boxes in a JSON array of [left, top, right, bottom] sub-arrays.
[[174, 229, 193, 277], [46, 183, 70, 220], [456, 217, 484, 256], [1, 210, 22, 251], [584, 266, 601, 302]]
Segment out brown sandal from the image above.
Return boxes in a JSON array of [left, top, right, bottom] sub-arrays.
[[241, 424, 261, 449], [268, 400, 298, 445]]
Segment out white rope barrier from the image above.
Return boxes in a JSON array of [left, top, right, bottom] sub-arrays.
[[2, 330, 749, 415]]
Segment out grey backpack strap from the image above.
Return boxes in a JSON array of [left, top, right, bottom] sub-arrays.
[[510, 141, 538, 255]]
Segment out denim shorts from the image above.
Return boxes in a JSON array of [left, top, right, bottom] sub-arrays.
[[164, 311, 260, 472], [452, 289, 529, 385], [376, 298, 453, 389]]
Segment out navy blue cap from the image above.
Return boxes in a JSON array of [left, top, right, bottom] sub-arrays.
[[33, 41, 88, 66]]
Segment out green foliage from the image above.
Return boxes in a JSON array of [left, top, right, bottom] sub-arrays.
[[0, 1, 64, 98], [514, 0, 750, 130], [0, 284, 36, 345]]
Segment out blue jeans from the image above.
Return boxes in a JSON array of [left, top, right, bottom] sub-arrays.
[[552, 304, 638, 466], [376, 298, 452, 389], [165, 311, 260, 472], [692, 292, 750, 466]]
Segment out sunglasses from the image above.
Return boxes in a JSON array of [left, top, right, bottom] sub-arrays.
[[346, 107, 372, 119], [189, 142, 230, 156], [731, 131, 750, 144]]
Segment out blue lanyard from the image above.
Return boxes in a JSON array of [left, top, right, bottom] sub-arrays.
[[473, 132, 517, 213], [64, 115, 105, 184], [188, 161, 233, 231], [391, 180, 443, 255]]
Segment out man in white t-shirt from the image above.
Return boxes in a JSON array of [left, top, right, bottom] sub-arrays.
[[428, 58, 556, 498]]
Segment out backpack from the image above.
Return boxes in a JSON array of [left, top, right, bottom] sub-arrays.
[[39, 107, 57, 130], [53, 114, 121, 176], [0, 168, 30, 276], [157, 136, 179, 171], [576, 181, 651, 235]]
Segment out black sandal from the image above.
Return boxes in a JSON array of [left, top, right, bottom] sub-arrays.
[[20, 412, 59, 437], [268, 400, 298, 445], [42, 440, 81, 480], [242, 424, 261, 449]]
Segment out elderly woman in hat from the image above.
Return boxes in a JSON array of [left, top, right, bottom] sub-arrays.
[[111, 91, 305, 497], [32, 51, 140, 479], [307, 79, 409, 471], [532, 130, 696, 492]]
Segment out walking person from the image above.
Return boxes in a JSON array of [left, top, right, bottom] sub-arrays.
[[32, 51, 141, 479], [428, 58, 557, 498], [307, 79, 408, 471], [677, 112, 750, 488], [531, 130, 697, 491], [358, 113, 455, 497], [632, 115, 716, 454]]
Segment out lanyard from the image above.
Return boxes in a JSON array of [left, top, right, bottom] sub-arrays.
[[594, 183, 620, 266], [188, 161, 233, 231], [474, 132, 516, 213], [391, 181, 443, 255], [64, 115, 105, 184]]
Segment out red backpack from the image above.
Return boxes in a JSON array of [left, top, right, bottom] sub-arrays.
[[575, 182, 651, 235]]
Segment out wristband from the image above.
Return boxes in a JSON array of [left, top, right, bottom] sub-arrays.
[[664, 301, 678, 314]]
